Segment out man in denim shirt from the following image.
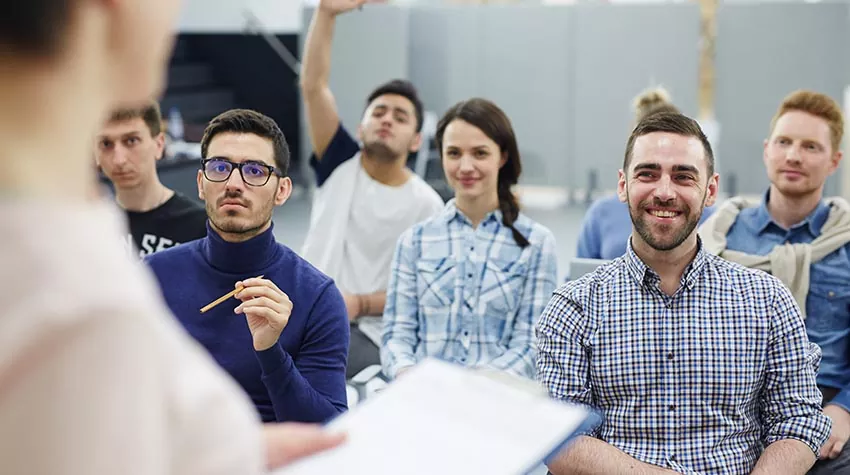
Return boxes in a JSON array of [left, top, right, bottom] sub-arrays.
[[700, 90, 850, 474]]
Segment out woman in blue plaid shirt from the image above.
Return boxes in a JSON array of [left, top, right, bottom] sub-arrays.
[[380, 98, 559, 380]]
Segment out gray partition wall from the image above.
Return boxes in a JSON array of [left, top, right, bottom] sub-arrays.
[[408, 6, 577, 187], [715, 1, 850, 196], [299, 4, 700, 191], [300, 3, 850, 195], [572, 3, 701, 191]]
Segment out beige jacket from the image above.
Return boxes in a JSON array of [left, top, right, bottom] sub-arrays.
[[0, 199, 266, 474], [699, 196, 850, 317]]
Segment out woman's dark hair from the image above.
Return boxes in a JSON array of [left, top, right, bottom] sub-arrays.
[[435, 98, 530, 248]]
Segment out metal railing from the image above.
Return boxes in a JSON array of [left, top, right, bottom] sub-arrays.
[[242, 9, 302, 78]]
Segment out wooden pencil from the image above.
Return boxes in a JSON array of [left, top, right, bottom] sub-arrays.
[[200, 275, 264, 313]]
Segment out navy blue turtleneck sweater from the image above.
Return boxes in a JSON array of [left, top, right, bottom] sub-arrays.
[[145, 222, 349, 423]]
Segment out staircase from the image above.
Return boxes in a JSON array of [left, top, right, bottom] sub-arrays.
[[161, 37, 239, 142]]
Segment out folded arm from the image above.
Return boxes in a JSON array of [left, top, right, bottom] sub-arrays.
[[536, 292, 674, 474], [549, 436, 679, 475], [751, 439, 817, 475], [756, 283, 832, 473]]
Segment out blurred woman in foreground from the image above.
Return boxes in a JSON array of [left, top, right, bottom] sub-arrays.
[[0, 1, 342, 473]]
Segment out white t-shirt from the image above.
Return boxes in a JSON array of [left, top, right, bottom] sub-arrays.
[[0, 199, 265, 474], [338, 163, 444, 295], [302, 156, 444, 294]]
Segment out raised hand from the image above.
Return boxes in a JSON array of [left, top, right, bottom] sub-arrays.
[[319, 0, 370, 16], [234, 277, 293, 351]]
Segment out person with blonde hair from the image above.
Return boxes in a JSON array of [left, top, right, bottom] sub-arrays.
[[574, 87, 716, 265], [0, 0, 343, 473], [700, 89, 850, 474]]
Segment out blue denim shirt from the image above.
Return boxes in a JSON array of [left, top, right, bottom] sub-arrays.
[[725, 190, 850, 411]]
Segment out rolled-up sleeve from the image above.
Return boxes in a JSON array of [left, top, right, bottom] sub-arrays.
[[535, 287, 597, 437], [760, 281, 831, 454]]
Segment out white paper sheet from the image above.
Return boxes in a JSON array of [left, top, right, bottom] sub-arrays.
[[274, 359, 589, 475]]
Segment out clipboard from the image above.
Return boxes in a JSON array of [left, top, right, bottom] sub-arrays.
[[274, 359, 601, 475]]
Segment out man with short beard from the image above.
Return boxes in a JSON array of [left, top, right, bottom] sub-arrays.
[[145, 109, 349, 424], [537, 112, 830, 475], [299, 0, 444, 379], [700, 90, 850, 474]]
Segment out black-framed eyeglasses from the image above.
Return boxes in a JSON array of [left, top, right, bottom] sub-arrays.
[[201, 158, 282, 187]]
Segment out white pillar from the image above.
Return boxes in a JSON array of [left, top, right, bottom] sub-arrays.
[[842, 85, 850, 200]]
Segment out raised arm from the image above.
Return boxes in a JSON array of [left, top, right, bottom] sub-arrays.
[[754, 281, 831, 474], [380, 228, 421, 379], [300, 0, 365, 159]]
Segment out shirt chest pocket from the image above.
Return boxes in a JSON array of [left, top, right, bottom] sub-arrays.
[[478, 259, 527, 317], [416, 257, 457, 309], [807, 281, 850, 333], [806, 251, 850, 332]]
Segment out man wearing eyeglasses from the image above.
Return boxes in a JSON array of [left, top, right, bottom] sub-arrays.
[[145, 109, 349, 424], [95, 101, 208, 257]]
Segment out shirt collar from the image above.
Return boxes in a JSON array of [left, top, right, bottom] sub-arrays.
[[441, 199, 503, 227], [624, 235, 709, 291], [753, 188, 830, 235]]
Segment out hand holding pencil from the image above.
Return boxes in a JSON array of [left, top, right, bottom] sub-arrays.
[[234, 277, 293, 352], [201, 276, 293, 351]]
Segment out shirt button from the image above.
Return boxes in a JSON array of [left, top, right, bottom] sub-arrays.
[[669, 404, 676, 411], [670, 454, 677, 462], [463, 330, 469, 336], [467, 273, 473, 278], [667, 352, 674, 360]]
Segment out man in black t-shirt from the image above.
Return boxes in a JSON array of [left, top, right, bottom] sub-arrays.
[[95, 101, 207, 257]]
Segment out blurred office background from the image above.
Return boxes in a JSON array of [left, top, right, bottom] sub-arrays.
[[157, 0, 850, 280]]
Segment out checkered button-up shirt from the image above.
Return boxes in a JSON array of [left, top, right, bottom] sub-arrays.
[[381, 200, 558, 380], [536, 239, 830, 475]]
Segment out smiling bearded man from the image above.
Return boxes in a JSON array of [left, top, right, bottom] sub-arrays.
[[537, 112, 830, 475]]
